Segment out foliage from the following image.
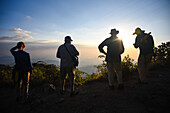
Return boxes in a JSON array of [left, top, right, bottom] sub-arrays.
[[122, 54, 137, 71], [32, 61, 60, 83], [74, 68, 87, 85], [0, 41, 169, 85], [0, 64, 13, 81], [0, 61, 89, 85], [152, 42, 170, 67], [94, 61, 108, 80], [95, 54, 137, 80]]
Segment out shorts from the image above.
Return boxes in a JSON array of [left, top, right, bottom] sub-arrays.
[[60, 66, 75, 79]]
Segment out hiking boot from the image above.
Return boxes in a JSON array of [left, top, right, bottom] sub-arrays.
[[118, 84, 124, 90]]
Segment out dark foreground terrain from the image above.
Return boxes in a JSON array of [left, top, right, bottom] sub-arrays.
[[0, 68, 170, 113]]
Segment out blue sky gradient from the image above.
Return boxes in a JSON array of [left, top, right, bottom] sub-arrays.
[[0, 0, 170, 69]]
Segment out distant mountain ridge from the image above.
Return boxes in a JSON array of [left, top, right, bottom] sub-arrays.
[[0, 56, 97, 74]]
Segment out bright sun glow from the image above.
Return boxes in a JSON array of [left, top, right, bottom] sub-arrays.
[[117, 27, 136, 48]]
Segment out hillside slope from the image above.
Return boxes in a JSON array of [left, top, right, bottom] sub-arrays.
[[0, 68, 170, 113]]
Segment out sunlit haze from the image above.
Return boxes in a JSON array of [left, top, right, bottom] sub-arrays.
[[0, 0, 169, 73]]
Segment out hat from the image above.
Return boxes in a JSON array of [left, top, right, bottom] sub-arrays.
[[65, 36, 73, 41], [110, 29, 119, 34], [133, 27, 142, 35]]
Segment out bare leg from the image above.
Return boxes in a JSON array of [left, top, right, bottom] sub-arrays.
[[23, 73, 30, 102], [16, 80, 22, 101], [60, 67, 66, 94], [69, 71, 75, 93], [60, 78, 65, 94]]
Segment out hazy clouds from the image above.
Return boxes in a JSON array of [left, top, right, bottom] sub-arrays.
[[0, 28, 33, 42], [0, 27, 139, 67]]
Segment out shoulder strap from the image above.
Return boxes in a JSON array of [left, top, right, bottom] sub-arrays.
[[64, 44, 72, 57]]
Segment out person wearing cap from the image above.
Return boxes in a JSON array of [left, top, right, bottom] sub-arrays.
[[10, 42, 32, 103], [133, 27, 154, 83], [98, 29, 125, 89], [56, 36, 79, 96]]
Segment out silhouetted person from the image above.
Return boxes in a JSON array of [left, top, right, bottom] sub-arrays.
[[10, 42, 32, 103], [133, 27, 154, 83], [98, 29, 124, 89], [57, 36, 79, 96]]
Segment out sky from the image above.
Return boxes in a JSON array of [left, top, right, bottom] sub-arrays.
[[0, 0, 170, 69]]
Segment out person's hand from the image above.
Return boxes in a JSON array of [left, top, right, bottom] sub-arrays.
[[13, 45, 18, 49]]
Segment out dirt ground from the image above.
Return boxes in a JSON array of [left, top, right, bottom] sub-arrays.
[[0, 68, 170, 113]]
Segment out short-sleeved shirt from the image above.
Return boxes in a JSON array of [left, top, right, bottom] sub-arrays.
[[57, 43, 79, 67]]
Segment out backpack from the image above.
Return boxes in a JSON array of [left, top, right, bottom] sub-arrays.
[[140, 33, 154, 55]]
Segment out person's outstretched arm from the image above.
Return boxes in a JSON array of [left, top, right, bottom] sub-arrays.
[[120, 39, 125, 54], [71, 45, 79, 56], [98, 39, 107, 55], [10, 46, 18, 56], [56, 46, 61, 58], [133, 36, 140, 48]]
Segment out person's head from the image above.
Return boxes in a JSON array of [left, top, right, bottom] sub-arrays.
[[133, 27, 142, 35], [17, 42, 25, 50], [110, 29, 119, 36], [65, 36, 73, 43]]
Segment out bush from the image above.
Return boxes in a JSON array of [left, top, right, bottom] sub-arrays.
[[0, 64, 13, 82], [95, 54, 137, 80], [1, 41, 169, 86], [32, 61, 60, 83], [151, 41, 170, 69]]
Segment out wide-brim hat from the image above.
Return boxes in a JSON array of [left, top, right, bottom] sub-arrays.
[[110, 29, 119, 34]]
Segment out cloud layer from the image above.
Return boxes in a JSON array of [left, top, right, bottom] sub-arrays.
[[0, 28, 33, 42]]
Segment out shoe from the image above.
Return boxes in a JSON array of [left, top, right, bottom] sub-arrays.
[[118, 84, 124, 90], [109, 85, 115, 90]]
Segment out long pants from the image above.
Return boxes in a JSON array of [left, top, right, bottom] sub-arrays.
[[107, 62, 123, 86], [15, 72, 30, 101], [60, 66, 75, 93], [138, 53, 152, 82]]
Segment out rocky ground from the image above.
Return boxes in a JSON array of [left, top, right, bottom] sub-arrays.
[[0, 68, 170, 113]]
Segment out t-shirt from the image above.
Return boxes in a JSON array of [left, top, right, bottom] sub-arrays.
[[57, 43, 79, 67]]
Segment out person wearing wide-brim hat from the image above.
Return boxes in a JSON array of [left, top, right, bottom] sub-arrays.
[[133, 27, 154, 84], [98, 28, 125, 89]]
